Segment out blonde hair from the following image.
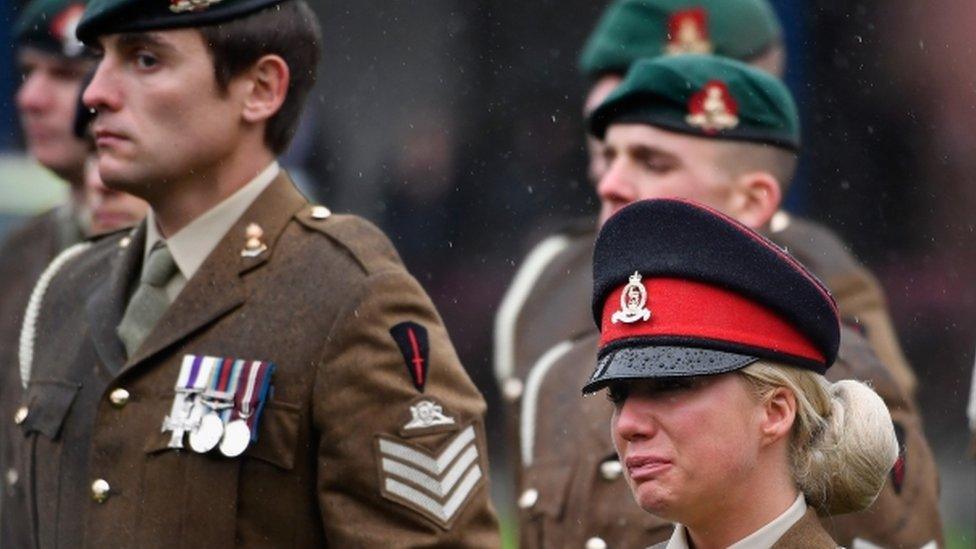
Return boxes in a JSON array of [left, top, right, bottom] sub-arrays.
[[739, 361, 899, 515]]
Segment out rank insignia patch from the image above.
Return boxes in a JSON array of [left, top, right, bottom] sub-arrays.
[[890, 421, 906, 494], [666, 8, 713, 56], [390, 322, 430, 392], [375, 424, 485, 528], [686, 80, 740, 134]]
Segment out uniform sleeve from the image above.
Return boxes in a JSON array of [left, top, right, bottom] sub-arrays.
[[311, 268, 500, 547], [825, 327, 943, 548]]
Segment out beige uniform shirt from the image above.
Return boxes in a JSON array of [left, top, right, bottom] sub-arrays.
[[665, 494, 806, 549], [144, 161, 280, 300]]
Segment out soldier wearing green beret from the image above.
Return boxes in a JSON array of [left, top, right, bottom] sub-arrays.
[[506, 47, 943, 549], [15, 0, 499, 546], [0, 2, 95, 547]]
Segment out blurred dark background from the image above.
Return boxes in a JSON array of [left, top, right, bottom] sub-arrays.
[[2, 0, 973, 544]]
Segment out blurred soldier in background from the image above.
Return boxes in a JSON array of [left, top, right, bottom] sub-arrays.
[[497, 1, 942, 547], [0, 2, 94, 546]]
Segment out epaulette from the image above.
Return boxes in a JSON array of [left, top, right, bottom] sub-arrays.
[[294, 205, 402, 275]]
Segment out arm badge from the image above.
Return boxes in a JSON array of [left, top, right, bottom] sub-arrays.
[[390, 322, 430, 392]]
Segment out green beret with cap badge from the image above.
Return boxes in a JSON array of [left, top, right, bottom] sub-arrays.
[[588, 54, 800, 151], [15, 0, 89, 58], [76, 0, 288, 43], [579, 0, 782, 80]]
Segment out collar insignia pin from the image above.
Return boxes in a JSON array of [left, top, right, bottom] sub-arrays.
[[241, 223, 268, 258], [612, 271, 652, 324]]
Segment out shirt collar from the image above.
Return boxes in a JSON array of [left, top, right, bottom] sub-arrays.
[[665, 493, 806, 549], [144, 161, 280, 280]]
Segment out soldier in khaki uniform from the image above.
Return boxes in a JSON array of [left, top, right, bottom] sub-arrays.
[[583, 198, 899, 549], [515, 54, 943, 548], [14, 0, 499, 546], [0, 2, 95, 547]]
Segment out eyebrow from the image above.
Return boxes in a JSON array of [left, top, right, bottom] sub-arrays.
[[624, 143, 680, 164], [115, 32, 177, 54]]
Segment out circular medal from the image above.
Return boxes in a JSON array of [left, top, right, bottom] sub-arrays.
[[188, 412, 224, 454], [219, 419, 251, 458]]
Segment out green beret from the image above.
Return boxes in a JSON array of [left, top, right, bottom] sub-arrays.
[[588, 54, 800, 151], [15, 0, 89, 57], [579, 0, 782, 80], [77, 0, 287, 43]]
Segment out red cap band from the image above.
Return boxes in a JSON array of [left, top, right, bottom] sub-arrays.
[[600, 277, 825, 365]]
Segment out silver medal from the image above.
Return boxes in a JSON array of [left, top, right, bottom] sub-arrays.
[[188, 412, 224, 453], [219, 419, 251, 457]]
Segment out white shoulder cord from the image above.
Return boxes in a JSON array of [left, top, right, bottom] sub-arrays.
[[19, 242, 92, 388]]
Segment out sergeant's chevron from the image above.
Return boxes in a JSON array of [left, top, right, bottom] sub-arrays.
[[376, 425, 484, 528]]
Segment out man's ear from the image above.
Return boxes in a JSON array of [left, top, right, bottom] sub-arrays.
[[759, 386, 797, 447], [240, 54, 289, 124], [728, 171, 782, 230]]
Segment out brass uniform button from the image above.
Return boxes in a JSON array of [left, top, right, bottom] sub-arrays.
[[119, 236, 131, 249], [517, 488, 539, 510], [13, 406, 28, 425], [109, 388, 130, 408], [502, 378, 524, 401], [91, 479, 111, 503], [585, 537, 608, 549], [599, 459, 623, 481], [311, 206, 332, 220]]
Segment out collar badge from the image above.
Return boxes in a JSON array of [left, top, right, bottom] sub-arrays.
[[170, 0, 224, 14], [666, 8, 713, 55], [612, 271, 652, 324], [686, 80, 740, 134], [241, 223, 268, 258]]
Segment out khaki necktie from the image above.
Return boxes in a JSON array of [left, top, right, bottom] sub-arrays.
[[117, 241, 178, 358]]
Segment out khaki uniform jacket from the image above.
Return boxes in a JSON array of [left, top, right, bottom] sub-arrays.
[[0, 208, 80, 549], [503, 215, 941, 549], [648, 507, 839, 549], [17, 175, 499, 548]]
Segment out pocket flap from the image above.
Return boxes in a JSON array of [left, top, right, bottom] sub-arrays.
[[21, 380, 82, 439], [520, 460, 574, 518]]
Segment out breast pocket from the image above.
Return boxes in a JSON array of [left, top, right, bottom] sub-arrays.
[[138, 396, 303, 548], [518, 461, 575, 549], [19, 380, 81, 440]]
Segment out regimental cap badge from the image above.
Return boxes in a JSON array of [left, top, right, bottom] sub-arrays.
[[665, 8, 713, 56], [51, 4, 85, 57], [685, 80, 740, 134], [611, 271, 651, 324], [170, 0, 224, 14]]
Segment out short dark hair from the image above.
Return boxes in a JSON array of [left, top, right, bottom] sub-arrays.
[[198, 0, 321, 155]]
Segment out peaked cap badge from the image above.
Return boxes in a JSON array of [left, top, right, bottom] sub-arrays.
[[170, 0, 224, 14], [665, 8, 713, 55], [685, 80, 740, 134], [51, 4, 85, 57], [612, 271, 652, 324]]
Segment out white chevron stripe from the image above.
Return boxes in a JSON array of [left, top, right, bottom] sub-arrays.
[[385, 464, 483, 524], [379, 425, 475, 475], [382, 444, 478, 498]]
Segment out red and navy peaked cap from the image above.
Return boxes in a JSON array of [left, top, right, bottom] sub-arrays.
[[582, 199, 840, 394]]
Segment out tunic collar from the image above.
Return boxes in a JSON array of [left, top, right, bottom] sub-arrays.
[[143, 161, 280, 282], [665, 493, 806, 549]]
